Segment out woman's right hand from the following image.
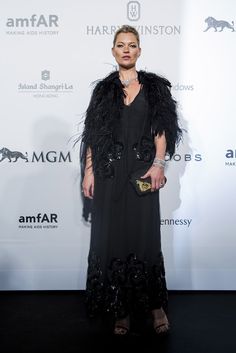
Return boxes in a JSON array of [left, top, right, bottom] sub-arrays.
[[82, 170, 94, 199]]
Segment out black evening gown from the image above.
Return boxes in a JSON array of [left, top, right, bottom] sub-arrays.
[[86, 87, 168, 318]]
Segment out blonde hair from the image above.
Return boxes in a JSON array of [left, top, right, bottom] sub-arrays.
[[113, 25, 140, 47]]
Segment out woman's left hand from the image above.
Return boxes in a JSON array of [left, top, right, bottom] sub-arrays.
[[141, 165, 166, 192]]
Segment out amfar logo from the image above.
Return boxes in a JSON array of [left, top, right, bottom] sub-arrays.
[[6, 14, 59, 28], [0, 147, 72, 163], [127, 1, 141, 21], [204, 17, 235, 32], [19, 213, 58, 229], [225, 149, 236, 166]]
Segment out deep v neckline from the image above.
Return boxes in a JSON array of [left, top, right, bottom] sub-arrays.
[[123, 85, 143, 107]]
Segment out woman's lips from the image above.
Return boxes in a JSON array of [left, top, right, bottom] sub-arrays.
[[122, 56, 131, 59]]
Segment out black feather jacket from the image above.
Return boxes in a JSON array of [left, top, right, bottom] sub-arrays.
[[79, 69, 182, 176]]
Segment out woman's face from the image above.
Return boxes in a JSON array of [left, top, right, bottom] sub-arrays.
[[112, 32, 141, 69]]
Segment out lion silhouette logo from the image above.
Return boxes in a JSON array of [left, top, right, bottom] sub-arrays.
[[204, 17, 235, 32], [0, 147, 28, 162]]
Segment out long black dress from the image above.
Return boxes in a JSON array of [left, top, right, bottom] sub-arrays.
[[86, 86, 168, 319]]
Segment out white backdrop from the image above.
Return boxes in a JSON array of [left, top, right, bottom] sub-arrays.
[[0, 0, 235, 290]]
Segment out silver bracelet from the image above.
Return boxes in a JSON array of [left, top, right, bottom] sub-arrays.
[[152, 157, 166, 169]]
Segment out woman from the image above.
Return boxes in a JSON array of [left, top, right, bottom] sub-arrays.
[[80, 25, 181, 335]]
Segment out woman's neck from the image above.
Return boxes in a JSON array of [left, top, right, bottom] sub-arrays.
[[119, 67, 137, 81]]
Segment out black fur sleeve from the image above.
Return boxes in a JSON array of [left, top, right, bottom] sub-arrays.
[[79, 80, 102, 174], [77, 80, 103, 223], [154, 78, 182, 157], [140, 71, 182, 158], [79, 71, 124, 174]]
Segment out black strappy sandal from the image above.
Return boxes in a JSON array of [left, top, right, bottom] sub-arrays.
[[113, 316, 130, 336], [152, 308, 170, 336], [114, 325, 130, 336], [153, 321, 170, 336]]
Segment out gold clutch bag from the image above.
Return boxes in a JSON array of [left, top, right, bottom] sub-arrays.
[[129, 167, 167, 196]]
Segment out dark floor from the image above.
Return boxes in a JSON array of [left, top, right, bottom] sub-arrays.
[[0, 290, 236, 353]]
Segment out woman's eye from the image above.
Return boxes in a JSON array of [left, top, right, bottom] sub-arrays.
[[117, 44, 123, 48], [130, 45, 137, 48]]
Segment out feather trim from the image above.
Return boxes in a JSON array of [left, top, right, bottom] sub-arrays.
[[138, 71, 182, 157], [77, 70, 182, 176]]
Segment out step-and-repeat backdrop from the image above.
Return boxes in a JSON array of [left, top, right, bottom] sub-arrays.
[[0, 0, 235, 290]]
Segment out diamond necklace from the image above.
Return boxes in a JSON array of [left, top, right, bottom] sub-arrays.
[[120, 74, 138, 88]]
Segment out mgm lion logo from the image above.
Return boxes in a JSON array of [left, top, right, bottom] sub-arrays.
[[0, 147, 28, 162], [204, 17, 235, 32]]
